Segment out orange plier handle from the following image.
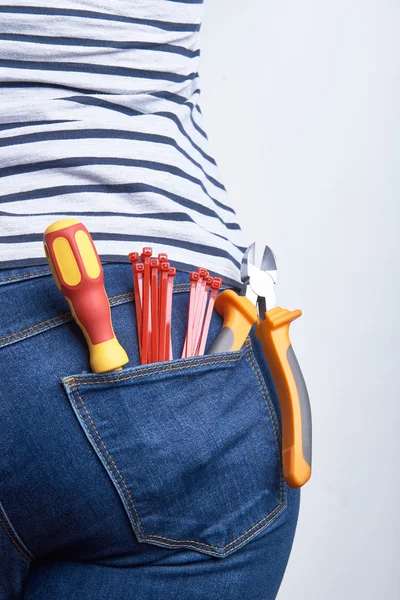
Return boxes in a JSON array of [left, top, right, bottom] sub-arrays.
[[209, 289, 312, 488], [256, 307, 311, 488]]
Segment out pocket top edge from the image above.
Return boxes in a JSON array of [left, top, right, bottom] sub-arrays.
[[62, 343, 250, 389]]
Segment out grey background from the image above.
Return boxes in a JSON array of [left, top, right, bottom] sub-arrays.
[[200, 1, 399, 598]]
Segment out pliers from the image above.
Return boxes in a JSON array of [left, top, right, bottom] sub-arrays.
[[208, 243, 312, 488]]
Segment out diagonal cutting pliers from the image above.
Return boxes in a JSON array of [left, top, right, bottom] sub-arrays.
[[208, 243, 312, 488]]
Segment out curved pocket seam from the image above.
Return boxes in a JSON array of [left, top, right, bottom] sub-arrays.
[[0, 501, 35, 561], [64, 342, 287, 556], [245, 342, 287, 538], [67, 385, 147, 541], [246, 341, 282, 455], [0, 514, 32, 561]]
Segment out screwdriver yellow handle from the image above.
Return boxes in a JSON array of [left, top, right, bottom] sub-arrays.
[[43, 219, 129, 373], [256, 307, 312, 488], [207, 290, 258, 353]]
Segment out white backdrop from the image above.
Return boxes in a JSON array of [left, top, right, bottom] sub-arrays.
[[200, 2, 399, 598]]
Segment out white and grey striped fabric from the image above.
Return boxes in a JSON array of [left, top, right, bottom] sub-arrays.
[[0, 0, 246, 283]]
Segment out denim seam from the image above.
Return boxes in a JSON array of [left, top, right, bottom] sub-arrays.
[[0, 268, 50, 283], [246, 341, 287, 508], [65, 341, 286, 556], [246, 346, 281, 453], [0, 314, 72, 347], [0, 283, 215, 348], [0, 503, 34, 561], [64, 353, 242, 386], [145, 501, 287, 556], [66, 385, 146, 539], [65, 344, 281, 455]]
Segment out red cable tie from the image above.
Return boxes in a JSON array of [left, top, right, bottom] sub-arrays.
[[150, 257, 159, 363], [194, 275, 213, 355], [166, 266, 176, 360], [133, 262, 144, 357], [186, 268, 207, 357], [182, 271, 200, 358], [140, 247, 152, 365], [128, 253, 142, 345], [158, 261, 170, 362], [197, 277, 223, 355], [190, 269, 209, 356]]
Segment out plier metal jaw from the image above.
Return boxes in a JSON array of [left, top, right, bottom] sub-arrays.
[[240, 242, 277, 320], [209, 243, 312, 489]]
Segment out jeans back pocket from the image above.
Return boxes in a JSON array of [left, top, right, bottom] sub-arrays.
[[62, 340, 286, 558]]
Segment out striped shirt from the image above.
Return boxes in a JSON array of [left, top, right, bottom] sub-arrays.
[[0, 1, 246, 284]]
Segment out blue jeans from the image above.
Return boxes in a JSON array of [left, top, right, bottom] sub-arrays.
[[0, 263, 300, 599]]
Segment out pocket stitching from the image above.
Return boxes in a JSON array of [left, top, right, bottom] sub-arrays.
[[246, 341, 287, 522], [0, 502, 35, 561], [0, 314, 71, 347], [67, 385, 147, 540], [246, 342, 282, 454], [64, 352, 243, 387], [0, 514, 32, 561], [0, 268, 50, 283], [65, 341, 286, 556]]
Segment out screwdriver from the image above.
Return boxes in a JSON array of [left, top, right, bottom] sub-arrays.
[[43, 219, 129, 373]]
